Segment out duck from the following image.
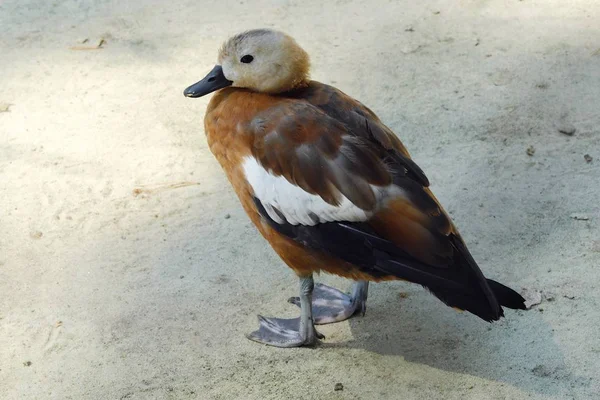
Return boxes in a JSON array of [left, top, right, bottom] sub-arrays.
[[183, 29, 526, 348]]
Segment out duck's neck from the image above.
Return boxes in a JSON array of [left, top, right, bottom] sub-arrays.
[[270, 77, 309, 96]]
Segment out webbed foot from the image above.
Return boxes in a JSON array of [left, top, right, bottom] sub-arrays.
[[288, 281, 369, 324], [246, 316, 324, 348]]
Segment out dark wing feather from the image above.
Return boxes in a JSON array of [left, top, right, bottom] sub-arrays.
[[289, 82, 429, 186]]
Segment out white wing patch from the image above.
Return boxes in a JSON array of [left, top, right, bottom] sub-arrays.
[[242, 156, 400, 226]]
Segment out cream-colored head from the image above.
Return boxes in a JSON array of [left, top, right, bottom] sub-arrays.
[[218, 29, 310, 94]]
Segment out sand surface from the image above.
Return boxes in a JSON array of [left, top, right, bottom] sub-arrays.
[[1, 0, 600, 399]]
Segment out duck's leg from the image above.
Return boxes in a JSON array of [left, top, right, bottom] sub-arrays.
[[288, 281, 369, 324], [246, 275, 324, 347]]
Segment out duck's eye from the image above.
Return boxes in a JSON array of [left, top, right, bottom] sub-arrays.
[[240, 55, 254, 64]]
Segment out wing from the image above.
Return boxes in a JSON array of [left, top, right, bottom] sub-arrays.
[[244, 82, 525, 321]]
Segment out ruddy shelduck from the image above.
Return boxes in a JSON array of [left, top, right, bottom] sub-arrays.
[[184, 29, 526, 348]]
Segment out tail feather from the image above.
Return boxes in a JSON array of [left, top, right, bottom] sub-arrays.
[[428, 279, 526, 322], [486, 279, 527, 310]]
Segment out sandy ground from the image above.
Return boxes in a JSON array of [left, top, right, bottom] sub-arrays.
[[1, 0, 600, 399]]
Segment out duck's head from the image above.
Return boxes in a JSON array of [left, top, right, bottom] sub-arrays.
[[184, 29, 310, 98]]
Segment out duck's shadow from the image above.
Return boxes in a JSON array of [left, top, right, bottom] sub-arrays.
[[320, 282, 587, 396]]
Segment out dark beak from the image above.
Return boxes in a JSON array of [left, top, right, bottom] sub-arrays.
[[183, 65, 233, 98]]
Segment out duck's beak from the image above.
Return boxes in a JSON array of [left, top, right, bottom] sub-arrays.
[[183, 65, 233, 98]]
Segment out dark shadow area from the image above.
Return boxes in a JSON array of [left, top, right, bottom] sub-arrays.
[[337, 285, 587, 398]]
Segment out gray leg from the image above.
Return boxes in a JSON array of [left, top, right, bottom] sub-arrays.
[[288, 281, 369, 324], [246, 275, 324, 348]]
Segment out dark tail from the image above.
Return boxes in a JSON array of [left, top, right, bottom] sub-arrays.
[[486, 279, 527, 310], [425, 279, 525, 322], [421, 236, 526, 322]]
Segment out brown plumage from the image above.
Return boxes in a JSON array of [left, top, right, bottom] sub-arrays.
[[184, 29, 525, 346]]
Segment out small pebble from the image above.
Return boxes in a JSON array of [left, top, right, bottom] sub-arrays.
[[526, 146, 535, 156], [23, 361, 32, 367], [558, 124, 576, 136], [521, 288, 542, 309], [224, 214, 231, 219], [584, 154, 593, 163], [334, 383, 343, 391]]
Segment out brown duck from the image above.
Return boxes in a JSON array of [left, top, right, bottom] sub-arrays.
[[184, 29, 525, 348]]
